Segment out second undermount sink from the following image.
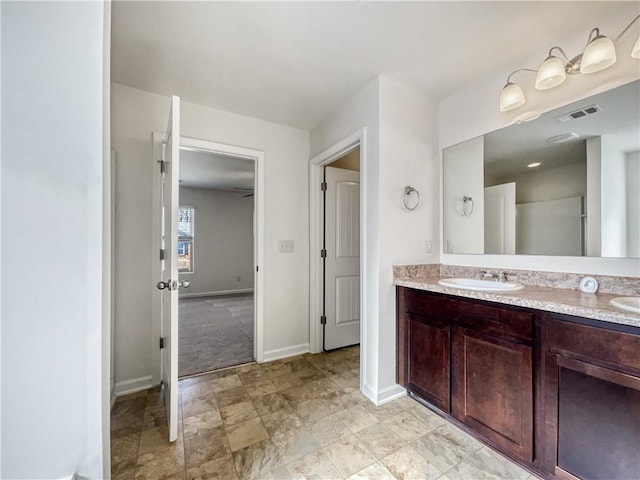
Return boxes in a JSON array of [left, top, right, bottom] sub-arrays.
[[438, 277, 525, 292], [609, 297, 640, 314]]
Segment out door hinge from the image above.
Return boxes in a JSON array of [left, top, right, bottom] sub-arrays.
[[320, 315, 327, 325], [159, 337, 165, 349], [256, 266, 259, 272], [159, 160, 167, 173], [321, 249, 327, 258], [159, 249, 165, 261], [321, 181, 327, 191]]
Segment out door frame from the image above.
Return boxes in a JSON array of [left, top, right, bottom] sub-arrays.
[[152, 133, 265, 385], [309, 128, 367, 386]]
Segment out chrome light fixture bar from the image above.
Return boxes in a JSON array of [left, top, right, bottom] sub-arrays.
[[500, 14, 640, 112]]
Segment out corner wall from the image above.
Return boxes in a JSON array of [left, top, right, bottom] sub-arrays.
[[112, 84, 310, 390], [310, 77, 439, 403], [1, 2, 107, 477]]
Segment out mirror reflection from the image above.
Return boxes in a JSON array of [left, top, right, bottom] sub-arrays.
[[443, 79, 639, 258]]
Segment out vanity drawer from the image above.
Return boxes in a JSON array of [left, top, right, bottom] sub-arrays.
[[454, 300, 534, 342], [402, 288, 453, 320]]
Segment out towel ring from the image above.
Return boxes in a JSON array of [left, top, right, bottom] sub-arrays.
[[462, 196, 474, 216], [403, 186, 420, 211]]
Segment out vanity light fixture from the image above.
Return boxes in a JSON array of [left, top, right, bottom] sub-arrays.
[[500, 14, 640, 112], [527, 162, 542, 168]]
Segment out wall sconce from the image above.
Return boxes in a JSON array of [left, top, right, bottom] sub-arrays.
[[500, 14, 640, 112]]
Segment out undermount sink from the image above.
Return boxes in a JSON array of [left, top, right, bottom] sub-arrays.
[[438, 278, 525, 292], [609, 297, 640, 314]]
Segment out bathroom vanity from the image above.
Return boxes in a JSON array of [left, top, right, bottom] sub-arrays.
[[396, 283, 640, 480]]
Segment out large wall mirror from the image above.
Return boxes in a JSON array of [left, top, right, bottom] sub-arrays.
[[443, 79, 639, 259]]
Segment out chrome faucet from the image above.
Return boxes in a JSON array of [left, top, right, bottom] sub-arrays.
[[480, 270, 507, 282], [480, 270, 497, 281]]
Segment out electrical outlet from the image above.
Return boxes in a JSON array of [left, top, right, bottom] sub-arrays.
[[278, 240, 295, 253], [425, 240, 432, 254], [446, 239, 453, 253]]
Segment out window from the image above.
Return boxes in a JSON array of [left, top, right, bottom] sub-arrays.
[[178, 207, 194, 273]]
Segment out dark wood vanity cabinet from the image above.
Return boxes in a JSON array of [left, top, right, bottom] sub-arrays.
[[542, 313, 640, 480], [397, 287, 534, 462], [396, 286, 640, 480], [396, 287, 451, 412], [452, 324, 533, 462]]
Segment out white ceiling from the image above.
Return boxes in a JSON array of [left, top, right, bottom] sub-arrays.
[[179, 148, 254, 191], [111, 1, 630, 130], [484, 79, 640, 178]]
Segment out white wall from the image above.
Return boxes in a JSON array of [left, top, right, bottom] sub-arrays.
[[492, 161, 586, 204], [310, 77, 439, 403], [586, 137, 603, 257], [311, 78, 381, 399], [443, 136, 484, 254], [626, 151, 640, 258], [439, 3, 640, 276], [377, 78, 439, 401], [112, 83, 309, 389], [600, 137, 627, 257], [178, 187, 254, 295], [1, 2, 107, 478]]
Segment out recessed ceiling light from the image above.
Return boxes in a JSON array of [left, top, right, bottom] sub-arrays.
[[528, 162, 541, 168]]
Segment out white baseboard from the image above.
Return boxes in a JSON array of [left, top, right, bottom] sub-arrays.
[[179, 288, 254, 299], [114, 376, 154, 397], [361, 382, 377, 405], [262, 343, 309, 362], [375, 384, 407, 406], [362, 382, 406, 406]]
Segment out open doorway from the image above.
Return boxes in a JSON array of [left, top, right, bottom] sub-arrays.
[[309, 130, 366, 393], [177, 147, 256, 377], [322, 148, 360, 350]]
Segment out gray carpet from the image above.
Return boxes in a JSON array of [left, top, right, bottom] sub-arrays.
[[178, 293, 254, 377]]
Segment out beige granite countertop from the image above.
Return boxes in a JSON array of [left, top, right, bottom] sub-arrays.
[[394, 276, 640, 329]]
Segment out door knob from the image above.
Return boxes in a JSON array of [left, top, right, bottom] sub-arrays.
[[156, 281, 169, 290], [179, 281, 190, 288]]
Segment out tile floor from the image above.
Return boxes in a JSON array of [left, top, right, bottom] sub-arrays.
[[111, 346, 537, 480]]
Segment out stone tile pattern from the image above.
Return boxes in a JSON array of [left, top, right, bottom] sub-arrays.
[[111, 346, 535, 480], [438, 265, 639, 296], [393, 263, 639, 296], [392, 264, 441, 280], [393, 265, 640, 328]]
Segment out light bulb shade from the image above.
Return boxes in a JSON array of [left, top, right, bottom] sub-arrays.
[[632, 35, 640, 59], [581, 35, 616, 73], [500, 82, 526, 112], [535, 55, 566, 90]]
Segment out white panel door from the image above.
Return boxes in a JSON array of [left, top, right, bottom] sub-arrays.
[[324, 166, 360, 350], [484, 182, 516, 255], [160, 96, 180, 442]]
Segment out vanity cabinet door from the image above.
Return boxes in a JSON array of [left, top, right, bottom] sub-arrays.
[[452, 325, 534, 462], [407, 312, 451, 412], [543, 315, 640, 480], [396, 287, 451, 413]]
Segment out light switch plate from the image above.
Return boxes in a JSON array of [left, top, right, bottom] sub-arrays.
[[425, 240, 433, 254], [279, 240, 295, 253]]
